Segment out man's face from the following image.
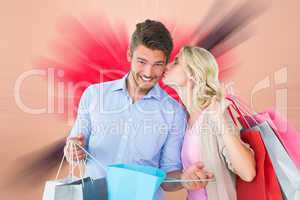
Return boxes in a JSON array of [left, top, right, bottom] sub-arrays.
[[127, 44, 167, 91]]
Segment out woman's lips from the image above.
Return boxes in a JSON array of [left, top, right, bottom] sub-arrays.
[[162, 72, 168, 79]]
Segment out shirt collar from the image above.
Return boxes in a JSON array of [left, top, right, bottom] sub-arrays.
[[142, 83, 162, 101], [110, 72, 162, 101], [110, 73, 128, 92]]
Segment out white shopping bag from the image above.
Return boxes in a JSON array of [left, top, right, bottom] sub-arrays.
[[43, 178, 83, 200], [42, 141, 108, 200]]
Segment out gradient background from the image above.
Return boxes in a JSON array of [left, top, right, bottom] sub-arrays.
[[1, 0, 300, 199]]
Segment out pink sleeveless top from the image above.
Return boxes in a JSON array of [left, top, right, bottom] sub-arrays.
[[181, 118, 208, 200]]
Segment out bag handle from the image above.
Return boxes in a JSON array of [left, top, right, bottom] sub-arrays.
[[55, 141, 86, 186], [71, 141, 107, 172], [226, 95, 260, 129], [228, 95, 259, 125], [55, 140, 107, 184], [226, 96, 251, 129]]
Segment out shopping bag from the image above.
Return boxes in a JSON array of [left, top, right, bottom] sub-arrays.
[[42, 141, 108, 200], [81, 177, 107, 200], [237, 128, 283, 200], [44, 140, 167, 200], [255, 109, 300, 170], [42, 177, 107, 200], [106, 164, 166, 200], [254, 121, 300, 200], [226, 96, 283, 200], [42, 178, 83, 200], [79, 142, 167, 200]]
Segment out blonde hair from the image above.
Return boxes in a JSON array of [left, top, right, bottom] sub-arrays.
[[179, 46, 224, 110]]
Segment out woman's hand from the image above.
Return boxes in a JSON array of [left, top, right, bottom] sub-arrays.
[[181, 162, 214, 191]]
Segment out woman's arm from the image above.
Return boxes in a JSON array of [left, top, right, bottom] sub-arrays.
[[220, 112, 256, 182]]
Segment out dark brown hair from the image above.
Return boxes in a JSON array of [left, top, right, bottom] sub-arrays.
[[130, 19, 173, 63]]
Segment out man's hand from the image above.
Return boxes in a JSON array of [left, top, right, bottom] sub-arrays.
[[181, 162, 214, 191], [64, 134, 86, 162]]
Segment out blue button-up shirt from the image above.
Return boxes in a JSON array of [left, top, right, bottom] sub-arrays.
[[69, 73, 187, 199]]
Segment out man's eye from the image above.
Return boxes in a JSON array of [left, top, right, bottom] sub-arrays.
[[138, 60, 146, 65], [155, 64, 163, 67]]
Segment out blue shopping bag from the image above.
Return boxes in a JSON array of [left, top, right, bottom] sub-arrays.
[[61, 141, 167, 200], [106, 164, 166, 200]]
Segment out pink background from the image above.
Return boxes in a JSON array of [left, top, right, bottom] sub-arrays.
[[1, 0, 300, 199]]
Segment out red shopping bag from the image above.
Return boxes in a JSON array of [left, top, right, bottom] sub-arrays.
[[226, 96, 283, 200], [237, 129, 283, 200]]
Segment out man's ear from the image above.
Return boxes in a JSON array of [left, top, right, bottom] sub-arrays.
[[127, 49, 132, 62]]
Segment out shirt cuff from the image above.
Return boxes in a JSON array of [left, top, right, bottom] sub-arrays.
[[160, 163, 183, 173]]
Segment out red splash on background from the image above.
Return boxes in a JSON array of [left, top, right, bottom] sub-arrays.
[[35, 15, 231, 120]]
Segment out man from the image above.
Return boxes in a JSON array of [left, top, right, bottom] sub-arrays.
[[64, 19, 213, 199]]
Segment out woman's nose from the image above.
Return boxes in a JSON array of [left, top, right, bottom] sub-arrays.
[[166, 63, 172, 71]]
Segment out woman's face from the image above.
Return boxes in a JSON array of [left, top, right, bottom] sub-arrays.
[[163, 55, 190, 88]]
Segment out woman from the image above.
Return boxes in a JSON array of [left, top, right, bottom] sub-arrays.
[[163, 46, 256, 200]]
